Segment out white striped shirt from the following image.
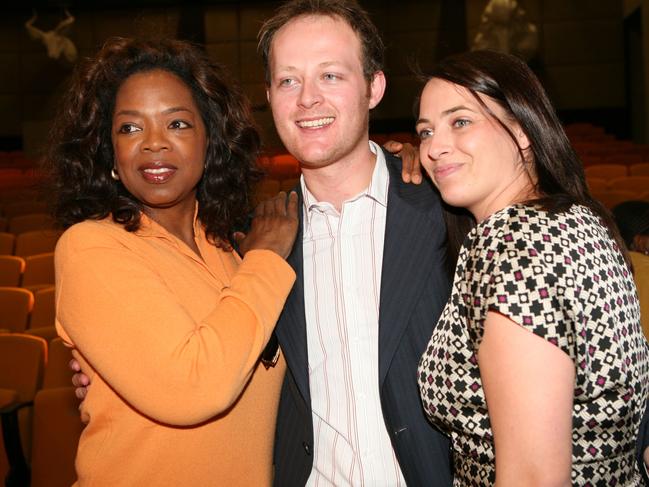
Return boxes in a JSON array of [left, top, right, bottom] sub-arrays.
[[303, 142, 406, 486]]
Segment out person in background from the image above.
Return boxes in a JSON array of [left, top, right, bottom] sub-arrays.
[[258, 1, 453, 485], [48, 37, 298, 486], [416, 49, 649, 485]]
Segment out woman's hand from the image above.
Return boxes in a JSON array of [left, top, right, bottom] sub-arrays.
[[235, 191, 299, 259]]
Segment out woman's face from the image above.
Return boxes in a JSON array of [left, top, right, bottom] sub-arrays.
[[111, 69, 208, 216], [416, 78, 533, 222]]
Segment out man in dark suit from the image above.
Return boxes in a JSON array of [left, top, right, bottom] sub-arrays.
[[258, 1, 454, 484]]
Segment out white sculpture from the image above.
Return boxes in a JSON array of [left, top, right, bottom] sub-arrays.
[[472, 0, 539, 61], [25, 9, 78, 63]]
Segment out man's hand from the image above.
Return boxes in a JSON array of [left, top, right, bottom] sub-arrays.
[[383, 140, 423, 184], [234, 191, 299, 259], [644, 445, 649, 470], [70, 358, 90, 400]]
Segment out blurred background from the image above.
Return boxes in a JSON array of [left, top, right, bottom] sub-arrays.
[[0, 0, 642, 154]]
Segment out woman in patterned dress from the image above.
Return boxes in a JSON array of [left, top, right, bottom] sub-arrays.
[[415, 50, 649, 485]]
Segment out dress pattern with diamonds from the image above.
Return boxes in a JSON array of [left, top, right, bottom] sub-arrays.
[[418, 204, 649, 485]]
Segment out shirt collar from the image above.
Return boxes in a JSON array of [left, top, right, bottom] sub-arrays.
[[134, 202, 203, 242], [300, 140, 390, 224]]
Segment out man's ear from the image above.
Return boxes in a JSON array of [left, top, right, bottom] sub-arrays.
[[369, 70, 386, 110]]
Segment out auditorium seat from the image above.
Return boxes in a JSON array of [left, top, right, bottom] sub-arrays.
[[30, 338, 83, 487], [8, 213, 54, 235], [14, 230, 61, 258], [0, 231, 15, 254], [0, 287, 33, 333], [608, 176, 649, 193], [0, 333, 47, 486], [21, 253, 54, 290], [0, 255, 24, 286]]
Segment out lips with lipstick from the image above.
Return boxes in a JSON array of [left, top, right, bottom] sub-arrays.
[[139, 163, 177, 183], [296, 117, 334, 129]]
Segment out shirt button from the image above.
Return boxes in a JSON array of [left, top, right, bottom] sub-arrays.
[[302, 441, 312, 456]]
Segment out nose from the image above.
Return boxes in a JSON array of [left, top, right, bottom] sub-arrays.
[[297, 78, 323, 109], [142, 125, 170, 152], [423, 129, 452, 162]]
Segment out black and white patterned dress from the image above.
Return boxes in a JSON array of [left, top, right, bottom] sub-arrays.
[[418, 204, 649, 486]]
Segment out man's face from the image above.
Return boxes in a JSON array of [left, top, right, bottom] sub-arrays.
[[266, 14, 385, 171]]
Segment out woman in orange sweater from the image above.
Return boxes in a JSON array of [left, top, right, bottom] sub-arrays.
[[47, 37, 298, 486]]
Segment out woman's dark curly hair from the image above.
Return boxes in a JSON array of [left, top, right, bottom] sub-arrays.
[[45, 37, 262, 247]]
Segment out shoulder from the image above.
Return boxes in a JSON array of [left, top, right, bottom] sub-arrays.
[[57, 218, 131, 256], [474, 204, 575, 249], [381, 148, 442, 210]]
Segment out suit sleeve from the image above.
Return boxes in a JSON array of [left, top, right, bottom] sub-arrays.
[[55, 224, 295, 426]]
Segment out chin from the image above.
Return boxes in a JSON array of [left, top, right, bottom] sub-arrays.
[[439, 191, 470, 210]]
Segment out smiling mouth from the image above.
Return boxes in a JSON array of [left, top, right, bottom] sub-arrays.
[[140, 166, 176, 183], [296, 117, 334, 129], [433, 163, 463, 179]]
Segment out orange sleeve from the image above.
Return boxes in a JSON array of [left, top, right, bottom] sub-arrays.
[[55, 222, 295, 426]]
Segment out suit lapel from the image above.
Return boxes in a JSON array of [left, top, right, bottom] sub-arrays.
[[378, 152, 445, 385], [277, 153, 446, 398], [276, 188, 311, 404]]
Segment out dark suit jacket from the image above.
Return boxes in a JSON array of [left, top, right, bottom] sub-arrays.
[[273, 151, 453, 486]]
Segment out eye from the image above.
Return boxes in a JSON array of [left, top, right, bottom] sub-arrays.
[[323, 73, 340, 81], [278, 78, 296, 88], [453, 118, 471, 128], [418, 128, 433, 140], [117, 123, 141, 134], [169, 120, 191, 130]]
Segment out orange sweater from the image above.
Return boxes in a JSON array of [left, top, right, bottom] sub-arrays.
[[55, 214, 295, 486]]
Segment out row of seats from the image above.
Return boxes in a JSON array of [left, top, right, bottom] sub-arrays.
[[0, 201, 50, 220], [0, 172, 42, 194], [0, 213, 54, 235], [0, 334, 82, 487], [585, 175, 649, 193], [585, 164, 649, 179], [0, 231, 61, 257], [0, 285, 54, 336], [590, 190, 649, 210], [0, 253, 54, 290], [0, 151, 35, 167]]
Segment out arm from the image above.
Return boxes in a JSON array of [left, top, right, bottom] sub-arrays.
[[382, 140, 423, 184], [57, 195, 297, 425], [478, 310, 574, 486], [58, 241, 293, 425]]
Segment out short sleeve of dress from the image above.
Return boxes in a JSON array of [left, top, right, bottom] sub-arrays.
[[467, 207, 580, 362]]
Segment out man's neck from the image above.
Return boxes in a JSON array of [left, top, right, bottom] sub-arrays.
[[301, 143, 377, 212]]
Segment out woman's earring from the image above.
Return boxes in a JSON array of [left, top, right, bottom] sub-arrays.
[[111, 168, 120, 180]]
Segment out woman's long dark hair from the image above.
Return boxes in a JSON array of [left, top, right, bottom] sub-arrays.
[[45, 37, 262, 247], [423, 50, 628, 268]]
